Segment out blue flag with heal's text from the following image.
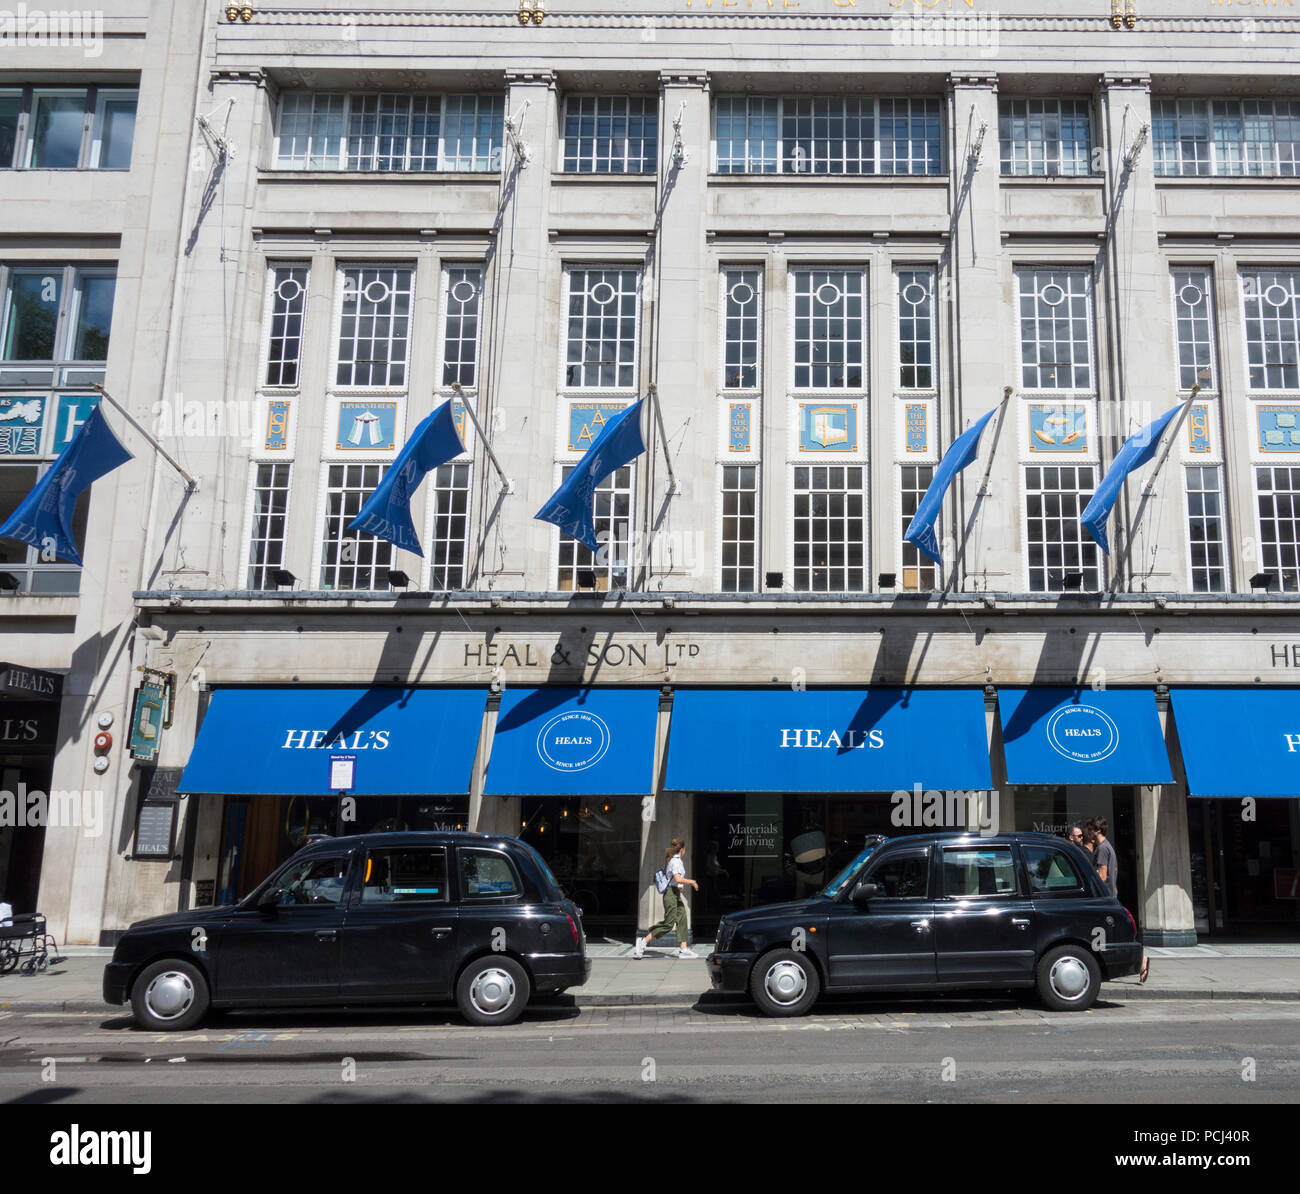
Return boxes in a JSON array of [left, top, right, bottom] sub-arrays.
[[0, 402, 132, 566], [903, 406, 998, 565], [1080, 403, 1183, 554], [348, 399, 466, 556], [536, 399, 646, 553]]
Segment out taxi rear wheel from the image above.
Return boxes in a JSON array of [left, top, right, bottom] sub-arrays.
[[456, 956, 530, 1026], [1036, 944, 1101, 1012], [749, 948, 820, 1017]]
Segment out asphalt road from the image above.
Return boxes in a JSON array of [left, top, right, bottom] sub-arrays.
[[3, 996, 1298, 1104]]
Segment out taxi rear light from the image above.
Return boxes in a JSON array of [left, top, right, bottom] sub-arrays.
[[566, 912, 579, 943], [1123, 906, 1137, 936]]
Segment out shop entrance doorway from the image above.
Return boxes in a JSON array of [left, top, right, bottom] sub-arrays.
[[1189, 799, 1300, 938]]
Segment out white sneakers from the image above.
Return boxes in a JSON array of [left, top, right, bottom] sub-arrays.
[[631, 938, 698, 959]]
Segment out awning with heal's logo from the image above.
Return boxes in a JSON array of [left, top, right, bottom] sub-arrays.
[[998, 687, 1173, 786]]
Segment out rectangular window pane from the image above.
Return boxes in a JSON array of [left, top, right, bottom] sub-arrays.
[[361, 848, 448, 903], [441, 266, 483, 388], [3, 269, 62, 361], [429, 462, 472, 591], [896, 268, 936, 390], [900, 464, 938, 592], [265, 265, 308, 387], [91, 91, 137, 169], [247, 463, 291, 590], [1023, 464, 1101, 591], [442, 94, 504, 171], [556, 465, 633, 590], [792, 465, 866, 592], [565, 268, 640, 390], [1241, 269, 1300, 392], [1171, 267, 1217, 391], [563, 96, 658, 174], [28, 90, 84, 168], [999, 99, 1092, 177], [0, 90, 22, 169], [721, 465, 758, 593], [783, 97, 874, 175], [1185, 465, 1227, 594], [792, 268, 867, 390], [722, 268, 761, 389], [71, 272, 115, 361], [276, 93, 345, 169], [878, 98, 943, 175], [1016, 268, 1094, 391], [1256, 466, 1300, 592], [715, 96, 779, 174], [320, 463, 396, 590], [336, 265, 414, 388]]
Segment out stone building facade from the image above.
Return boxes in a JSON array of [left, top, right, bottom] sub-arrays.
[[8, 1, 1300, 945]]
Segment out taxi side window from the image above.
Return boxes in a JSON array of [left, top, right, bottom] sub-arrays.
[[276, 856, 349, 906], [1023, 845, 1085, 894], [361, 848, 448, 904], [864, 852, 929, 899], [459, 849, 522, 899], [943, 847, 1017, 897]]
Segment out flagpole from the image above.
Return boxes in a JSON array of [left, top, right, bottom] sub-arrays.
[[647, 384, 678, 495], [943, 385, 1013, 597], [450, 383, 513, 494], [92, 384, 197, 491], [1108, 382, 1201, 592]]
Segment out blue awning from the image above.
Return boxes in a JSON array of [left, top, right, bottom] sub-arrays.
[[665, 688, 992, 793], [484, 687, 660, 796], [178, 687, 487, 796], [1171, 688, 1300, 798], [999, 687, 1172, 785]]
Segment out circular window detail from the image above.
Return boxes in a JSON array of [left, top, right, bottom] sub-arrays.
[[902, 282, 929, 307], [1040, 283, 1067, 308], [363, 279, 392, 305], [815, 281, 843, 307], [1177, 283, 1204, 309], [729, 281, 756, 306], [275, 277, 304, 303], [589, 281, 618, 306], [1263, 283, 1292, 310], [451, 279, 479, 305]]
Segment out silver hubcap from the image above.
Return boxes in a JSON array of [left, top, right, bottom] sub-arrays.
[[144, 971, 194, 1020], [1049, 956, 1091, 1000], [763, 960, 808, 1006], [470, 967, 516, 1015]]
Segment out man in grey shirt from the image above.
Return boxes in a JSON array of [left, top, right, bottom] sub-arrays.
[[1090, 817, 1118, 898]]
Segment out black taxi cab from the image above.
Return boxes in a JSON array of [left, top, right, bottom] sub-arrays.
[[103, 832, 588, 1030]]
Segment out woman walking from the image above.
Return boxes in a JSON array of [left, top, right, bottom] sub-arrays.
[[634, 839, 699, 959]]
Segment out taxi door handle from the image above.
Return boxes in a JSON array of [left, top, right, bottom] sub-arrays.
[[430, 926, 453, 938], [1012, 918, 1030, 929], [315, 929, 337, 942], [911, 920, 931, 934]]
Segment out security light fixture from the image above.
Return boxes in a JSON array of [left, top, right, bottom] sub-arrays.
[[1250, 572, 1277, 592], [1061, 571, 1085, 591], [271, 568, 296, 589], [765, 571, 784, 589], [877, 572, 897, 590], [0, 572, 20, 592], [384, 569, 410, 590], [577, 568, 597, 590]]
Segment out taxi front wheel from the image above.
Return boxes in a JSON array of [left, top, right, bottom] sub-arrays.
[[129, 959, 210, 1031], [750, 948, 820, 1017]]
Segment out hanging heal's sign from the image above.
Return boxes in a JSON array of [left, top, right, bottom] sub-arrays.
[[129, 676, 171, 762]]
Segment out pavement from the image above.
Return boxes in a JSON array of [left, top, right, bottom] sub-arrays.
[[2, 941, 1298, 1012]]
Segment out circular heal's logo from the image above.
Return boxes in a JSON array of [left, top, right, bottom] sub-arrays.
[[537, 710, 611, 773], [1046, 704, 1119, 764]]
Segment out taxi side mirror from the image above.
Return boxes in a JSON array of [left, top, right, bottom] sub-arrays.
[[850, 881, 878, 904]]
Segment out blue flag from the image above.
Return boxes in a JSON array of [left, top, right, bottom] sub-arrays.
[[1080, 403, 1183, 554], [0, 403, 131, 566], [903, 406, 999, 565], [347, 399, 466, 556], [536, 399, 646, 553]]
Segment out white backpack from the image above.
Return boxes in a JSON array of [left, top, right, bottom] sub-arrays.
[[654, 865, 673, 894]]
